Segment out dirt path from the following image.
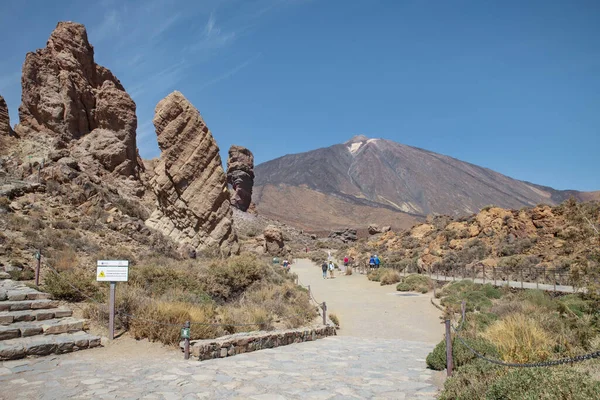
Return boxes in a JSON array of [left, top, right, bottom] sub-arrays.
[[293, 259, 444, 344]]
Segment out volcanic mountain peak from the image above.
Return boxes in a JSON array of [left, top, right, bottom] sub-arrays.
[[253, 137, 596, 231]]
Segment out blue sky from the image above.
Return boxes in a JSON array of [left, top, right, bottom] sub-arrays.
[[0, 0, 598, 191]]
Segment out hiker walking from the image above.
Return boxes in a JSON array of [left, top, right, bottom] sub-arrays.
[[369, 255, 376, 270], [321, 262, 328, 279], [328, 261, 335, 278], [374, 255, 381, 269]]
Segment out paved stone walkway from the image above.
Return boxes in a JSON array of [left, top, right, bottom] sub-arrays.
[[0, 336, 437, 399], [0, 259, 444, 399]]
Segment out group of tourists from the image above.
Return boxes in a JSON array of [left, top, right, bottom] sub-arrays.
[[368, 255, 381, 269], [321, 260, 336, 279]]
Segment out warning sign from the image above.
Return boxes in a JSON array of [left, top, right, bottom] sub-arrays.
[[96, 260, 129, 282]]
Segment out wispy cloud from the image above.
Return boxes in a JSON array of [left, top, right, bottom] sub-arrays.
[[149, 12, 182, 39], [189, 12, 237, 52], [128, 61, 187, 99], [91, 9, 122, 43], [198, 53, 262, 90]]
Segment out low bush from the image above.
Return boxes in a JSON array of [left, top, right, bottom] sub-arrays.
[[329, 313, 340, 328], [427, 336, 498, 371], [439, 359, 503, 400], [396, 274, 431, 293], [379, 269, 401, 285], [486, 367, 600, 400], [483, 313, 553, 363], [43, 269, 103, 302]]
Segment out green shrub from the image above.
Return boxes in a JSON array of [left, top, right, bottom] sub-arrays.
[[558, 294, 593, 317], [8, 268, 35, 281], [439, 359, 502, 400], [519, 289, 556, 311], [486, 367, 600, 400], [396, 274, 431, 293], [426, 336, 498, 371], [43, 269, 103, 302]]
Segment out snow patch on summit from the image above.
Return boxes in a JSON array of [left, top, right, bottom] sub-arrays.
[[348, 142, 363, 154]]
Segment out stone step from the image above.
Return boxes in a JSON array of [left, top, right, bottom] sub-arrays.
[[0, 299, 59, 312], [0, 317, 86, 340], [0, 331, 101, 360], [0, 307, 73, 325], [0, 281, 51, 301]]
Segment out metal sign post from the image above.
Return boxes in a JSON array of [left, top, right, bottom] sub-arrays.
[[96, 260, 129, 340]]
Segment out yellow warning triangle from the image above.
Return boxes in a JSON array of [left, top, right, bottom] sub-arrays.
[[98, 271, 106, 278]]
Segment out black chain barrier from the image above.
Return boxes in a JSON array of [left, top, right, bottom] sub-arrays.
[[447, 300, 600, 368]]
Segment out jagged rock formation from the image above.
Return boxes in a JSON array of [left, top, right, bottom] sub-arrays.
[[226, 145, 254, 212], [17, 22, 138, 177], [0, 95, 14, 137], [329, 228, 358, 243], [145, 91, 238, 255]]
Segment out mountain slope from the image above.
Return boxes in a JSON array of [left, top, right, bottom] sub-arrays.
[[253, 135, 594, 230]]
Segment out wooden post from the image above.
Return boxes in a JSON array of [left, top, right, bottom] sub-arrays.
[[322, 302, 327, 326], [520, 267, 524, 289], [183, 321, 190, 360], [108, 282, 116, 340], [536, 267, 539, 290], [554, 270, 557, 292], [461, 300, 466, 322], [493, 266, 496, 286], [445, 319, 453, 376], [308, 285, 311, 299], [482, 265, 486, 284], [34, 249, 41, 287]]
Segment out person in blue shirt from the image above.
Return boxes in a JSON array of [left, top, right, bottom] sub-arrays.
[[369, 256, 376, 270], [374, 255, 381, 269]]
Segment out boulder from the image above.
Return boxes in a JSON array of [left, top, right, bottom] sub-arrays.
[[263, 225, 286, 255], [328, 228, 357, 243], [145, 91, 239, 256], [0, 95, 15, 137], [368, 224, 382, 235], [17, 22, 138, 176], [226, 145, 254, 212]]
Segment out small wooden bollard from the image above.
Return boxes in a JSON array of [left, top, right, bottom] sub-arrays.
[[461, 300, 466, 322], [308, 285, 311, 298], [520, 267, 524, 289], [445, 319, 453, 376], [536, 267, 539, 289], [554, 270, 557, 292], [493, 266, 496, 286], [322, 302, 327, 325], [182, 321, 191, 360], [482, 265, 486, 284], [34, 249, 41, 286]]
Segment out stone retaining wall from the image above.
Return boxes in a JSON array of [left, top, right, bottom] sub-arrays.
[[188, 325, 336, 361]]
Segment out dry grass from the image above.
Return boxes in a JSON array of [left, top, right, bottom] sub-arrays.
[[128, 301, 220, 345], [329, 313, 340, 328], [379, 269, 401, 285], [483, 313, 553, 363]]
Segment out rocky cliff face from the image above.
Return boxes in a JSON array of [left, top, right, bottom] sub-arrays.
[[0, 95, 13, 137], [145, 91, 239, 256], [17, 22, 138, 177], [227, 145, 254, 212]]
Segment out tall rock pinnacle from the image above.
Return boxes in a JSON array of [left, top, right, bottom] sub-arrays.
[[17, 21, 138, 176], [146, 91, 239, 256], [227, 145, 255, 212]]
